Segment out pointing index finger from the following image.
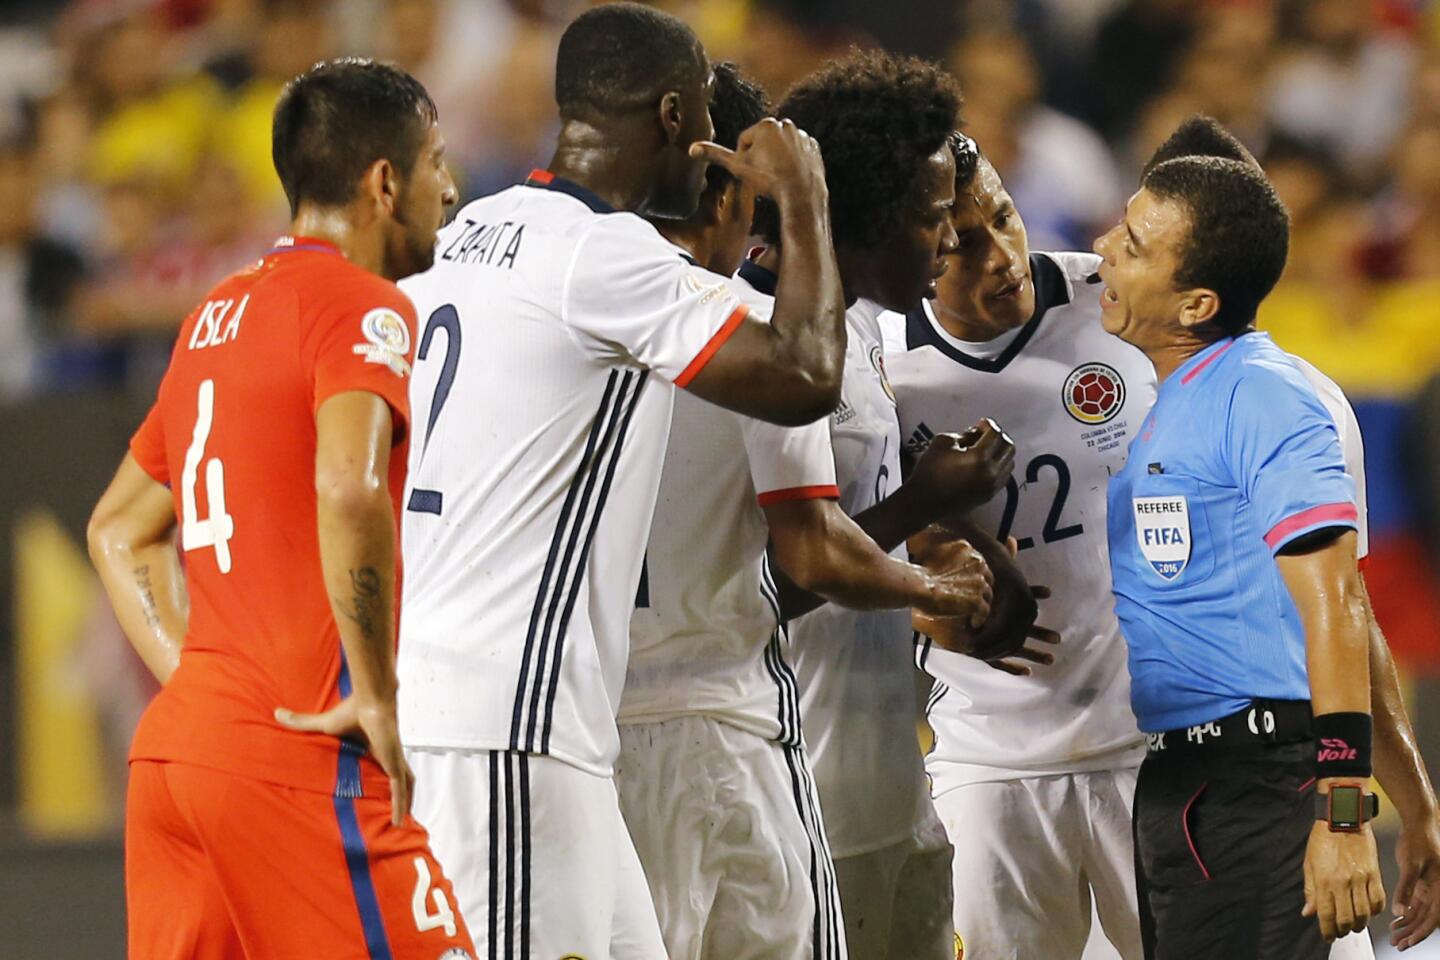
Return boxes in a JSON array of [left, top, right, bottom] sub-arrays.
[[689, 140, 738, 168]]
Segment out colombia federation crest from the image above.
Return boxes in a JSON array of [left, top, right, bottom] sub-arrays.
[[1063, 362, 1125, 425]]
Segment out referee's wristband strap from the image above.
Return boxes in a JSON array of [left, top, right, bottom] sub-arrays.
[[1314, 712, 1373, 779]]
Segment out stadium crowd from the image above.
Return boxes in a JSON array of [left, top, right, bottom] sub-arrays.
[[0, 0, 1435, 659]]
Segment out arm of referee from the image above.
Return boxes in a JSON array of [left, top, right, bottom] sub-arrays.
[[1277, 530, 1386, 942]]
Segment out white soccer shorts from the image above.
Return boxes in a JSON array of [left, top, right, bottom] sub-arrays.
[[831, 818, 954, 960], [407, 747, 667, 960], [616, 715, 847, 960], [937, 768, 1144, 960]]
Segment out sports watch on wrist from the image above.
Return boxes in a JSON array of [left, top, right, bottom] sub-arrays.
[[1315, 785, 1380, 832]]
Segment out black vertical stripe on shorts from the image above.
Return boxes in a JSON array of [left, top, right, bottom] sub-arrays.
[[487, 750, 531, 960]]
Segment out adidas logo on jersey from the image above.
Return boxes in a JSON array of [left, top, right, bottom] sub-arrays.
[[905, 422, 936, 456], [833, 399, 857, 426]]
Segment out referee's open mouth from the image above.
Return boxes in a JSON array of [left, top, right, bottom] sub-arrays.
[[1095, 265, 1127, 334]]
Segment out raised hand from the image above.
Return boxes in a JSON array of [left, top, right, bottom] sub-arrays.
[[908, 419, 1016, 522], [912, 537, 993, 630], [912, 529, 1061, 671], [689, 117, 827, 209]]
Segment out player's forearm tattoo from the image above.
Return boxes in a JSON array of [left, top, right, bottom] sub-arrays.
[[341, 566, 385, 640], [133, 564, 162, 630]]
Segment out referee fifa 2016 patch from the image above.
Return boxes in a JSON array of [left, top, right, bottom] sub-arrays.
[[1133, 495, 1191, 580]]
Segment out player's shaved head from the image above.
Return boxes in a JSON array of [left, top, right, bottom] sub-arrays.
[[272, 58, 437, 217], [1142, 156, 1289, 334], [554, 2, 706, 121], [1145, 114, 1258, 173]]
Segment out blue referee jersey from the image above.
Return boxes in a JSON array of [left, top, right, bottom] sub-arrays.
[[1107, 332, 1358, 732]]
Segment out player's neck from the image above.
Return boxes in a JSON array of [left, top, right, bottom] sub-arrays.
[[653, 219, 722, 274], [930, 297, 1012, 344], [547, 123, 652, 213], [288, 207, 386, 277]]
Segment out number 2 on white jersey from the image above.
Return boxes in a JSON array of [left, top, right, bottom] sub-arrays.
[[410, 857, 458, 936], [180, 379, 235, 573]]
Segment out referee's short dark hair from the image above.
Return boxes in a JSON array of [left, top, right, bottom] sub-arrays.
[[272, 58, 437, 218], [1145, 114, 1257, 173], [759, 49, 961, 249], [555, 2, 706, 121], [1143, 156, 1290, 336]]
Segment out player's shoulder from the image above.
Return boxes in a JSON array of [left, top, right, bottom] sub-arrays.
[[877, 307, 908, 355], [312, 257, 414, 318], [723, 271, 775, 319], [1036, 250, 1102, 285], [1032, 251, 1103, 316], [574, 208, 686, 262], [1285, 352, 1349, 409]]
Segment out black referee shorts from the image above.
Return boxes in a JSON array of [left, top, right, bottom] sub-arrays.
[[1134, 740, 1329, 960]]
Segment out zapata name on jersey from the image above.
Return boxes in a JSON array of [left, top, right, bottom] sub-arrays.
[[440, 218, 526, 269]]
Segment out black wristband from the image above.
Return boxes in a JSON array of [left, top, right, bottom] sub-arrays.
[[1314, 712, 1373, 778]]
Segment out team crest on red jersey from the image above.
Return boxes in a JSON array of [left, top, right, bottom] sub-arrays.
[[355, 307, 413, 377], [1063, 362, 1125, 424]]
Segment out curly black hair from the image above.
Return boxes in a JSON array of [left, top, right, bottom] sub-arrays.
[[707, 62, 771, 192], [753, 49, 961, 248]]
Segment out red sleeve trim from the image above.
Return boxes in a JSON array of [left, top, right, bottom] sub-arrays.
[[1263, 502, 1359, 549], [674, 305, 749, 388], [756, 484, 841, 507]]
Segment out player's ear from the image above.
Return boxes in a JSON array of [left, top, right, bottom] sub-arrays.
[[698, 179, 732, 228], [359, 158, 400, 217], [1177, 288, 1220, 330], [658, 90, 684, 145]]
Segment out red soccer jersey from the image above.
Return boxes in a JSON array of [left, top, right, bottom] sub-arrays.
[[128, 236, 416, 796]]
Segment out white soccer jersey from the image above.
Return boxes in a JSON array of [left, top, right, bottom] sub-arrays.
[[1294, 357, 1369, 560], [787, 296, 925, 859], [396, 171, 751, 776], [881, 251, 1155, 796], [619, 261, 839, 744]]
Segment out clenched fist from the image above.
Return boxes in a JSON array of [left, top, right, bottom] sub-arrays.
[[906, 418, 1016, 521], [911, 536, 993, 632]]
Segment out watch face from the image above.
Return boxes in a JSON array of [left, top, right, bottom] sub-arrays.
[[1330, 787, 1363, 828]]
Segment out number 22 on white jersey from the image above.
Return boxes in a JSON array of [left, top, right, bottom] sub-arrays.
[[180, 379, 235, 573]]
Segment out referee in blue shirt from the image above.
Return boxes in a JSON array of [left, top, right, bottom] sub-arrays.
[[1093, 151, 1384, 956]]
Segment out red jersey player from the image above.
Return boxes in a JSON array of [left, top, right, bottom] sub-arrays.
[[87, 59, 472, 959]]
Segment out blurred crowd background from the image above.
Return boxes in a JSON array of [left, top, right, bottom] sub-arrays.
[[0, 0, 1437, 952]]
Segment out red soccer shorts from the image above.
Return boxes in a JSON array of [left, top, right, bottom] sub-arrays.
[[126, 759, 475, 959]]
